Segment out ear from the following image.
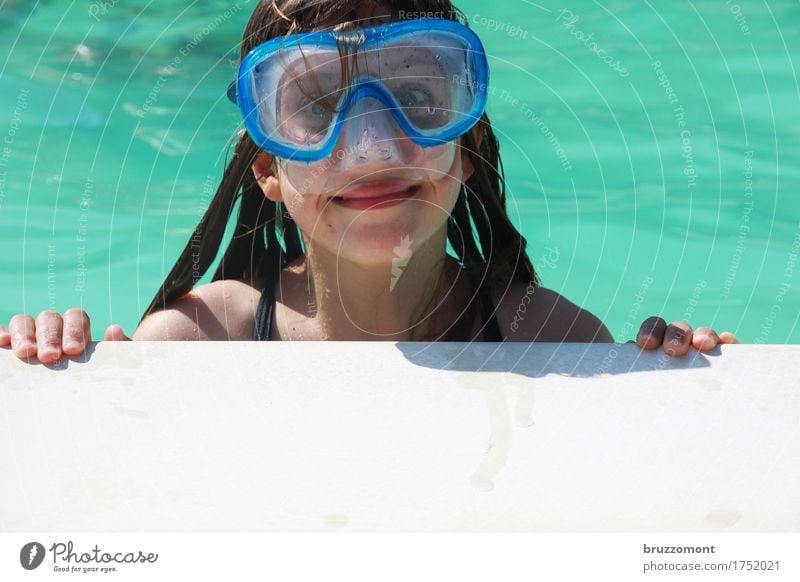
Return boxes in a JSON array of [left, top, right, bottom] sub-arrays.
[[251, 152, 283, 203], [459, 124, 483, 183]]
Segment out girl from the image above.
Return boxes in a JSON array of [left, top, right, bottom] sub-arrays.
[[0, 0, 738, 363]]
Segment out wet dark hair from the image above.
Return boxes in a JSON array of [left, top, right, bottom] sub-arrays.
[[140, 0, 539, 340]]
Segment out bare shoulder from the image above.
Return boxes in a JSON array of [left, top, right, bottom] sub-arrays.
[[132, 279, 261, 341], [493, 283, 614, 343]]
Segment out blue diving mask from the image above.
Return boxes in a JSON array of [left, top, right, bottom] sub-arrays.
[[228, 18, 489, 195]]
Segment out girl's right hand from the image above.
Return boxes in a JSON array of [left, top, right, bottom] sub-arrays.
[[0, 309, 130, 363]]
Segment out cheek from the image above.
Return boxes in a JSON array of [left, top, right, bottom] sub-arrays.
[[424, 148, 466, 214], [277, 173, 325, 228], [423, 177, 461, 222], [278, 174, 305, 216], [277, 174, 350, 249]]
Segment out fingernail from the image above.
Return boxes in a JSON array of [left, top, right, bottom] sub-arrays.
[[16, 343, 37, 358], [40, 348, 59, 360], [697, 334, 715, 349]]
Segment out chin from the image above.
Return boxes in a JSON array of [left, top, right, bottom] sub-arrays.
[[334, 228, 420, 267]]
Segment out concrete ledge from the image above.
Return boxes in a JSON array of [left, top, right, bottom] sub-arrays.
[[1, 342, 797, 531]]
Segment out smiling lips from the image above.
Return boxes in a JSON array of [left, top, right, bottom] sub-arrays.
[[331, 180, 422, 210]]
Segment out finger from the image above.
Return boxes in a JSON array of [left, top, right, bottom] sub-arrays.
[[9, 314, 37, 359], [0, 325, 10, 347], [718, 331, 740, 344], [692, 326, 719, 351], [636, 316, 667, 349], [103, 324, 131, 342], [35, 310, 64, 364], [663, 321, 693, 357], [62, 308, 92, 356]]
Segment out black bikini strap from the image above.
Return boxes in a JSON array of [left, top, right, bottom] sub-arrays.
[[253, 281, 274, 341], [253, 249, 283, 341], [480, 291, 503, 342]]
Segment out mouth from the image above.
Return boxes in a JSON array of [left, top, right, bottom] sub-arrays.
[[330, 181, 422, 211]]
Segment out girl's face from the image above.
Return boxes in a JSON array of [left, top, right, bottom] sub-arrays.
[[253, 132, 476, 267], [249, 4, 479, 266]]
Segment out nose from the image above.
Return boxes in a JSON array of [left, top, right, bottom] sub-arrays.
[[338, 96, 404, 164]]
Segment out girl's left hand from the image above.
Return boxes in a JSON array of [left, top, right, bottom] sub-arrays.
[[634, 317, 740, 356]]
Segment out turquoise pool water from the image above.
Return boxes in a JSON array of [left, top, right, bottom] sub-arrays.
[[1, 0, 798, 342]]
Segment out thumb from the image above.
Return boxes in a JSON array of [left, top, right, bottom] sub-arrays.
[[103, 324, 132, 342]]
